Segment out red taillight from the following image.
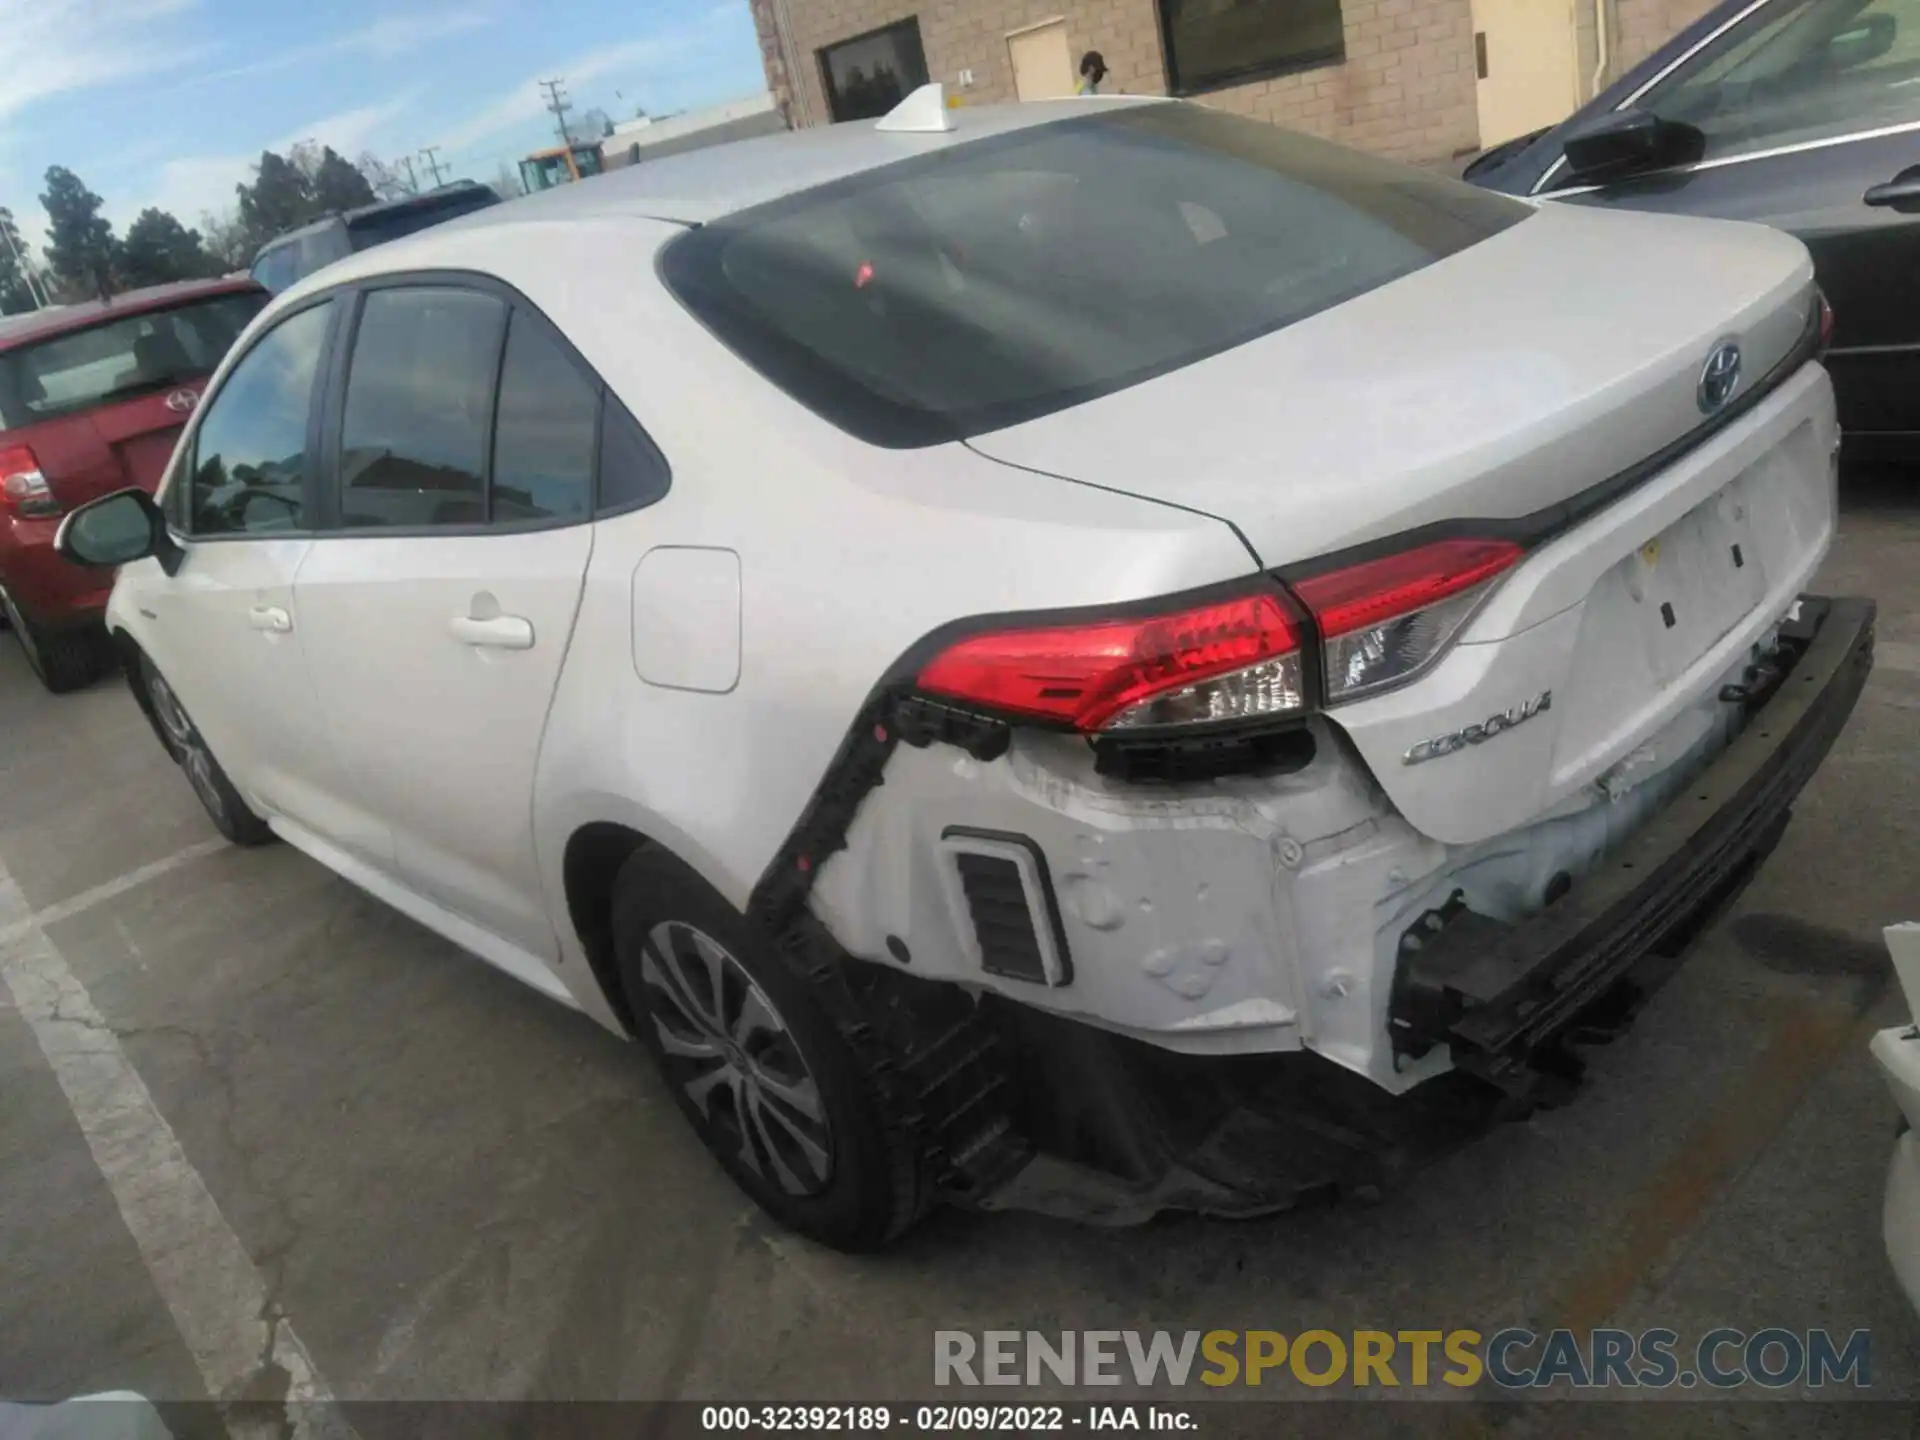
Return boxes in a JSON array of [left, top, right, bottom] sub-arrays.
[[1293, 538, 1523, 702], [0, 445, 59, 519], [917, 591, 1306, 733], [1817, 291, 1835, 352]]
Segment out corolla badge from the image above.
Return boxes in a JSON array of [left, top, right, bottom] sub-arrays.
[[1403, 691, 1552, 766], [1697, 341, 1741, 414], [163, 388, 199, 414]]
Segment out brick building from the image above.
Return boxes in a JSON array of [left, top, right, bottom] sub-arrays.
[[747, 0, 1721, 164]]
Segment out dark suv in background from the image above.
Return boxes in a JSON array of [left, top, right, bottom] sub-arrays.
[[249, 181, 501, 294]]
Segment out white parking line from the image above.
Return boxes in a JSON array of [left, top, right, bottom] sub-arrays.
[[0, 856, 355, 1436], [0, 838, 228, 946]]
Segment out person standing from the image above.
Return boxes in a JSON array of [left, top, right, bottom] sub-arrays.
[[1076, 50, 1108, 95]]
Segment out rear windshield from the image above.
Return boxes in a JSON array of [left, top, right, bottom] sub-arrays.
[[661, 104, 1531, 447], [0, 292, 268, 429], [347, 189, 500, 251]]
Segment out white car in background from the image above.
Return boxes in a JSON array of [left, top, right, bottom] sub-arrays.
[[1880, 925, 1920, 1315], [56, 88, 1873, 1250]]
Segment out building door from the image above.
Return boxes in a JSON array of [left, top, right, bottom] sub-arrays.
[[1470, 0, 1582, 147], [1008, 19, 1076, 100]]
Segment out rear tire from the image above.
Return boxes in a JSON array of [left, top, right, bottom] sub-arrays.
[[611, 846, 920, 1251], [0, 587, 101, 694], [139, 656, 274, 847]]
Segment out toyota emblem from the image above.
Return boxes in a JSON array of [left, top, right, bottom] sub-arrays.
[[1696, 342, 1741, 415], [163, 388, 199, 414]]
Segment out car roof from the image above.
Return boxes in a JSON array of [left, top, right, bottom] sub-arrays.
[[0, 275, 264, 352], [472, 97, 1160, 227]]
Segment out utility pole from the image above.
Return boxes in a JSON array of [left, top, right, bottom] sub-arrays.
[[397, 155, 419, 194], [539, 77, 575, 146], [418, 146, 448, 188]]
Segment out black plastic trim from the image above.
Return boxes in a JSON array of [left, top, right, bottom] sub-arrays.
[[941, 826, 1074, 988], [1391, 595, 1876, 1091]]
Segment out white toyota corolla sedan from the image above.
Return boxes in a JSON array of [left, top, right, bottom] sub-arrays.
[[57, 88, 1873, 1250]]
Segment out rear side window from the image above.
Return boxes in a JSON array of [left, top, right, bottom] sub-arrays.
[[339, 288, 505, 528], [663, 104, 1530, 447], [0, 292, 268, 428], [187, 301, 332, 536], [491, 312, 597, 523]]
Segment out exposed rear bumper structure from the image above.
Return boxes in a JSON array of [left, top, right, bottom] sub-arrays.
[[1391, 595, 1876, 1095], [759, 595, 1876, 1221]]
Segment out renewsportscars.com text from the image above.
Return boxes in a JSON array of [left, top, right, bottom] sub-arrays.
[[933, 1328, 1873, 1391]]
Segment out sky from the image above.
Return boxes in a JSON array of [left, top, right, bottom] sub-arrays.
[[0, 0, 767, 248]]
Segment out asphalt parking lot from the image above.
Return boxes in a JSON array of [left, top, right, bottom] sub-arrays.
[[1, 474, 1917, 1437]]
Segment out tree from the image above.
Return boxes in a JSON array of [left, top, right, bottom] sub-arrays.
[[577, 107, 615, 139], [310, 146, 376, 213], [356, 152, 417, 201], [199, 212, 254, 272], [119, 209, 215, 287], [235, 150, 315, 249], [491, 161, 526, 199], [0, 208, 48, 314], [41, 166, 118, 296]]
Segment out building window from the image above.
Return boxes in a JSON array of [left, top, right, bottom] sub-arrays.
[[1158, 0, 1346, 95], [819, 18, 930, 122]]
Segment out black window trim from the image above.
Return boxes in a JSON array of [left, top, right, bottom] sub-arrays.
[[309, 267, 670, 540], [173, 292, 342, 544], [1156, 0, 1347, 98]]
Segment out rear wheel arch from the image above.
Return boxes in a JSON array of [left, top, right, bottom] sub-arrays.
[[561, 821, 655, 1035]]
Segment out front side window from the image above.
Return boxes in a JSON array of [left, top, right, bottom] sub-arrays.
[[1159, 0, 1346, 94], [187, 301, 332, 537], [1637, 0, 1920, 160], [0, 292, 268, 428], [338, 288, 505, 529], [820, 19, 929, 122], [663, 104, 1528, 447]]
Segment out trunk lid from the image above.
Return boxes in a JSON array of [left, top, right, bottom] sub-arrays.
[[968, 203, 1835, 847], [965, 203, 1820, 573]]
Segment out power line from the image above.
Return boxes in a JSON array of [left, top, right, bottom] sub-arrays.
[[539, 78, 575, 146], [418, 146, 448, 188]]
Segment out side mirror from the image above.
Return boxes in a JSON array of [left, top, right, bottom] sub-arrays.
[[1560, 107, 1704, 186], [55, 488, 181, 575], [1829, 12, 1897, 71]]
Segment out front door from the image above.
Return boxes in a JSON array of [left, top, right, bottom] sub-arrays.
[[128, 297, 394, 865], [293, 285, 598, 962], [1471, 0, 1582, 147]]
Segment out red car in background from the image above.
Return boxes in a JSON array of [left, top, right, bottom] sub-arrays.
[[0, 277, 267, 691]]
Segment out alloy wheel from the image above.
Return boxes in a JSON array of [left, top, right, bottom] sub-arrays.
[[640, 920, 834, 1196], [147, 671, 223, 818]]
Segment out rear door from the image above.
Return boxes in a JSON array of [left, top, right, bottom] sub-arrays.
[[0, 290, 266, 505], [292, 281, 597, 962], [1545, 0, 1920, 437]]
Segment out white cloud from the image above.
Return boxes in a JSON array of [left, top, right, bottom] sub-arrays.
[[196, 7, 497, 86], [0, 0, 206, 123], [433, 7, 742, 157]]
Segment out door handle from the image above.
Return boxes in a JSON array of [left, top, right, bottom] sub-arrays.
[[247, 605, 292, 633], [449, 614, 534, 650], [1864, 175, 1920, 206]]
